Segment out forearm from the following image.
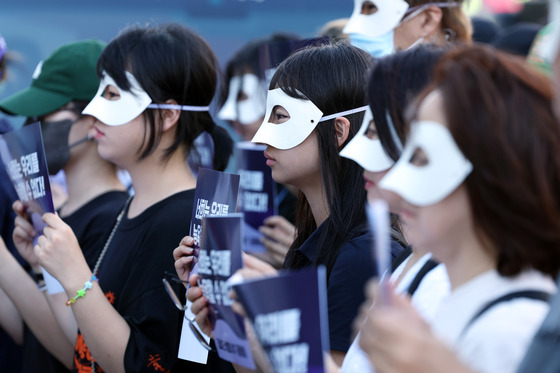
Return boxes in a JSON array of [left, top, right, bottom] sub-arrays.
[[44, 292, 79, 345], [0, 251, 74, 367], [66, 276, 130, 373], [0, 285, 23, 344]]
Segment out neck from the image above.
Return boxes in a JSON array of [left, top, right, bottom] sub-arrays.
[[124, 150, 196, 218], [443, 233, 496, 291], [61, 147, 126, 217], [300, 178, 329, 228]]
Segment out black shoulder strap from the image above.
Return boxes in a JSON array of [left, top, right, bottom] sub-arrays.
[[407, 259, 440, 297], [459, 290, 551, 340]]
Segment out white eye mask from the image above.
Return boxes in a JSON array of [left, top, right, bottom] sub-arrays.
[[217, 73, 267, 125], [379, 120, 473, 206], [83, 71, 209, 126], [339, 108, 395, 172], [251, 88, 368, 150], [343, 0, 409, 38]]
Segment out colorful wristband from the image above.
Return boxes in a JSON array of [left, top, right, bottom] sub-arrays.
[[65, 275, 98, 306]]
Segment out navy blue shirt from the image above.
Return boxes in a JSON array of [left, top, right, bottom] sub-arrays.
[[292, 221, 405, 352]]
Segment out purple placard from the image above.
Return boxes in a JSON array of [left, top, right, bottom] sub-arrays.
[[0, 122, 54, 237], [189, 168, 240, 250], [236, 141, 277, 253], [198, 214, 255, 369], [233, 266, 329, 373]]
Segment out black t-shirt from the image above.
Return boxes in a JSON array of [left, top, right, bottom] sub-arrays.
[[21, 190, 129, 373], [72, 190, 196, 373]]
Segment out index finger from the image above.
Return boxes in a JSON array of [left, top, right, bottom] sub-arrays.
[[12, 200, 27, 217], [242, 252, 278, 275]]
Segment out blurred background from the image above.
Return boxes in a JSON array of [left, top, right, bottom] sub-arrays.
[[0, 0, 550, 130]]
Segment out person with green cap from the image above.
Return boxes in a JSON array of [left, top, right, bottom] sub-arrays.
[[0, 39, 129, 373]]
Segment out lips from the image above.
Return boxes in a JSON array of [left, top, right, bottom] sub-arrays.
[[93, 126, 105, 139], [263, 151, 276, 167], [364, 175, 375, 190]]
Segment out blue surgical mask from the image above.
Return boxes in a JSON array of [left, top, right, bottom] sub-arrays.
[[349, 30, 394, 58]]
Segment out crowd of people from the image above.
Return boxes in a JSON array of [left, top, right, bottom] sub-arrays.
[[1, 0, 560, 372]]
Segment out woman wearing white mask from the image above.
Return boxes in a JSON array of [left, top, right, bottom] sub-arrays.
[[337, 44, 451, 373], [344, 0, 472, 57], [357, 44, 560, 373], [28, 23, 232, 373], [217, 34, 300, 268], [180, 41, 408, 368]]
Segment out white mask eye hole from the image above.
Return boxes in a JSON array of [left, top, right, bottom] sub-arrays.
[[409, 147, 429, 167], [364, 120, 379, 140], [268, 105, 291, 125], [361, 1, 378, 15], [102, 85, 121, 101]]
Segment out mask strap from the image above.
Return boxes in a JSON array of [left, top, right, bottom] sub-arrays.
[[68, 133, 94, 148], [147, 103, 210, 112], [319, 105, 369, 123], [386, 111, 403, 152]]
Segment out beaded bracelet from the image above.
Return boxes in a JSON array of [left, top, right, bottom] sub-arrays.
[[65, 275, 98, 306]]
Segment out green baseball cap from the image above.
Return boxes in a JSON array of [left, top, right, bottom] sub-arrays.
[[0, 39, 106, 117]]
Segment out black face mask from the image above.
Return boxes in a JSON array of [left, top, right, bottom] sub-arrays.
[[40, 119, 91, 175]]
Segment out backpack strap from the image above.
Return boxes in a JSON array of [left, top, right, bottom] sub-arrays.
[[459, 290, 551, 340], [406, 259, 440, 297]]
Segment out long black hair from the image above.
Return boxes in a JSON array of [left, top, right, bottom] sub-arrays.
[[97, 23, 231, 163], [275, 42, 374, 278]]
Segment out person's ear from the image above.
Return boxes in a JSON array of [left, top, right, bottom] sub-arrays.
[[161, 99, 181, 132], [334, 117, 351, 148], [419, 6, 443, 39]]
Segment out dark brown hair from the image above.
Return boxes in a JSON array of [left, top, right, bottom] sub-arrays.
[[416, 44, 560, 278], [405, 0, 472, 44]]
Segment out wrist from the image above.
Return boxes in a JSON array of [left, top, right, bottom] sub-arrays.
[[65, 274, 98, 306], [62, 268, 94, 297]]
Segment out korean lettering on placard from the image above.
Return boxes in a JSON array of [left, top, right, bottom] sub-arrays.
[[7, 152, 44, 202], [192, 198, 230, 246], [239, 170, 268, 213], [254, 308, 309, 373], [197, 249, 233, 306]]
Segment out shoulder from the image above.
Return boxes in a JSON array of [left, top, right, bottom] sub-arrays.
[[64, 191, 129, 229], [129, 190, 195, 244], [329, 232, 375, 281], [457, 271, 555, 373], [460, 298, 550, 373], [137, 189, 195, 227], [333, 232, 372, 264]]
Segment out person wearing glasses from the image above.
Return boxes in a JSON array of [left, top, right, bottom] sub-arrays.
[[0, 39, 129, 373]]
